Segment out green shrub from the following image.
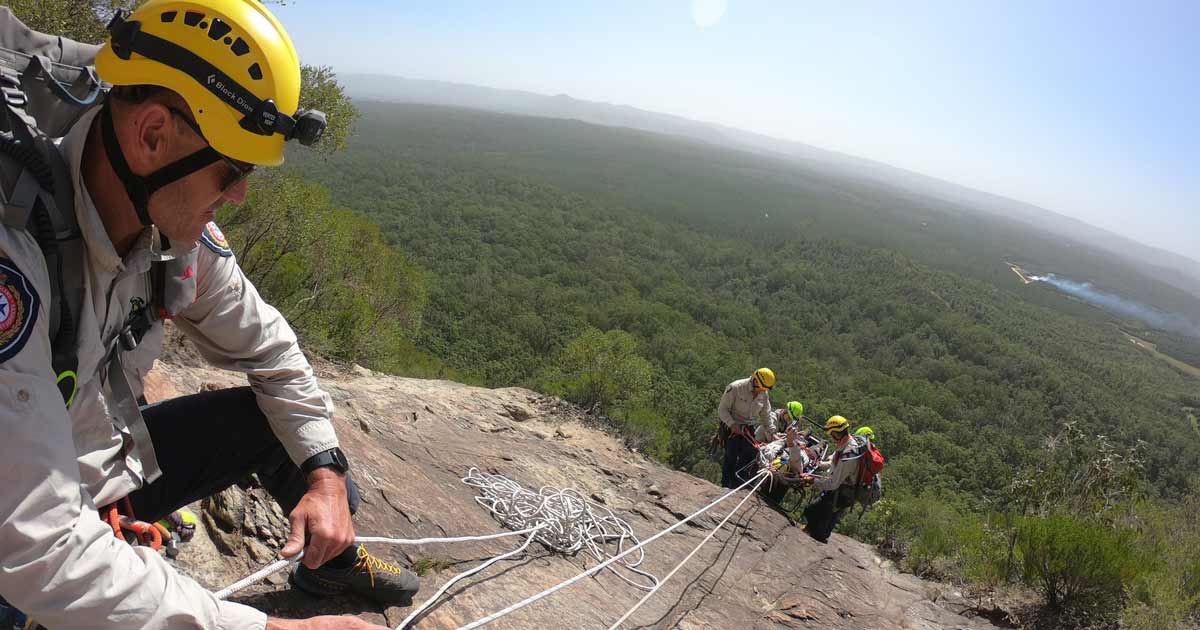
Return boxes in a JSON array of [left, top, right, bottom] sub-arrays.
[[1120, 497, 1200, 629], [1015, 513, 1137, 610], [1123, 568, 1197, 630], [844, 490, 1002, 584], [537, 328, 651, 414], [613, 405, 672, 461]]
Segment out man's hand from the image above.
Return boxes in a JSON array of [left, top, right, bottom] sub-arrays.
[[281, 468, 356, 569], [267, 615, 388, 630]]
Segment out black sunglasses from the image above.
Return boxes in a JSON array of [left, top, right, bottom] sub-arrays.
[[167, 107, 255, 190]]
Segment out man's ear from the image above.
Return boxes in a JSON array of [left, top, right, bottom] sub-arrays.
[[122, 101, 176, 175]]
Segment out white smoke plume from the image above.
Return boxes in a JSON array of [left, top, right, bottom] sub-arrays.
[[1030, 274, 1200, 338]]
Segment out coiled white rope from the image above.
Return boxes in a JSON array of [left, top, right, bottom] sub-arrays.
[[461, 467, 659, 591], [606, 472, 769, 629], [217, 468, 770, 630], [216, 466, 662, 604], [455, 470, 770, 630]]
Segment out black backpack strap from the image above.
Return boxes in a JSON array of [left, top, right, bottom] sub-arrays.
[[0, 101, 83, 407], [0, 8, 105, 408]]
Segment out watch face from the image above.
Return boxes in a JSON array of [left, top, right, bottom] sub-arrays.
[[304, 449, 349, 474]]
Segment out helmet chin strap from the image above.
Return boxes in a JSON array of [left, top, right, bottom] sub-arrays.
[[99, 103, 221, 250]]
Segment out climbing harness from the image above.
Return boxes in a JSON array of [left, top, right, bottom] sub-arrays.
[[102, 496, 164, 551]]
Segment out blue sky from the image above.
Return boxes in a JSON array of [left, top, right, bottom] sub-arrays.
[[271, 1, 1199, 263]]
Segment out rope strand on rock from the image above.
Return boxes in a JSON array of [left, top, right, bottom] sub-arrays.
[[213, 528, 543, 600], [215, 468, 770, 630], [606, 472, 769, 629], [395, 526, 545, 630]]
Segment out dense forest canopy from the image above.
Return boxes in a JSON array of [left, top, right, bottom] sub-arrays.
[[287, 101, 1198, 498]]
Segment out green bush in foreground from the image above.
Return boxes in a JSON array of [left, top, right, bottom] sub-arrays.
[[1014, 513, 1137, 610]]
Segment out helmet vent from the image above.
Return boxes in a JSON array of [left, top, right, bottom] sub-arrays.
[[160, 11, 178, 23], [183, 11, 204, 27], [231, 38, 250, 56], [207, 18, 233, 41], [247, 63, 263, 81]]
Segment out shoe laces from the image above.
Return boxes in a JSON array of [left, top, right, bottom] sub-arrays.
[[353, 546, 406, 588]]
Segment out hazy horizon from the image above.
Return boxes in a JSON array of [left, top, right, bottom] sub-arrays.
[[272, 1, 1198, 264]]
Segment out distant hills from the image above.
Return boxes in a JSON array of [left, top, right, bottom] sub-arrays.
[[338, 72, 1200, 300]]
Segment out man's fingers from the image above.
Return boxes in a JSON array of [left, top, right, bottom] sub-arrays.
[[307, 519, 344, 568], [304, 529, 330, 569], [282, 511, 307, 559]]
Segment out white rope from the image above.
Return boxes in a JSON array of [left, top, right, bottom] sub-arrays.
[[355, 529, 541, 546], [606, 472, 769, 629], [214, 551, 304, 600], [214, 529, 542, 600], [217, 467, 768, 630], [461, 468, 659, 591], [455, 470, 770, 630], [395, 526, 545, 630]]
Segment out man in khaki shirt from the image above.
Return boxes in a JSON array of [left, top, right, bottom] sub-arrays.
[[716, 367, 776, 488], [799, 416, 868, 543], [0, 1, 416, 628]]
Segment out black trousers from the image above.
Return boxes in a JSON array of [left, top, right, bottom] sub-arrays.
[[760, 477, 789, 504], [803, 488, 854, 542], [721, 432, 759, 489], [127, 387, 360, 545]]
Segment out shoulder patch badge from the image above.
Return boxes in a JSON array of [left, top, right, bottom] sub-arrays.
[[198, 221, 233, 257], [0, 257, 40, 363]]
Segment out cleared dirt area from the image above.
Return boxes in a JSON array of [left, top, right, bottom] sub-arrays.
[[1006, 262, 1037, 284], [1121, 329, 1200, 379]]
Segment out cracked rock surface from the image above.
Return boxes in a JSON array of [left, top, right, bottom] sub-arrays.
[[144, 328, 1000, 629]]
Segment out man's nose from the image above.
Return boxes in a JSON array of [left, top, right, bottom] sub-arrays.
[[221, 177, 249, 204]]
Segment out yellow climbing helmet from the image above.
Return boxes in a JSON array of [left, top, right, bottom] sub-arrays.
[[855, 426, 876, 442], [825, 415, 850, 436], [752, 367, 775, 390], [96, 0, 324, 165]]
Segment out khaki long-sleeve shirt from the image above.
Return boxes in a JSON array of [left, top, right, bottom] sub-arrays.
[[813, 435, 869, 492], [717, 377, 772, 437], [0, 107, 337, 629]]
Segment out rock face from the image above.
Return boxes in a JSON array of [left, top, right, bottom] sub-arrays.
[[145, 344, 999, 630]]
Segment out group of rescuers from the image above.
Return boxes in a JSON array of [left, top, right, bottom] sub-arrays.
[[716, 368, 883, 544]]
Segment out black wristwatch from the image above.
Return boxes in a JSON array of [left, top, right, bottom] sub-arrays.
[[301, 447, 350, 476]]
